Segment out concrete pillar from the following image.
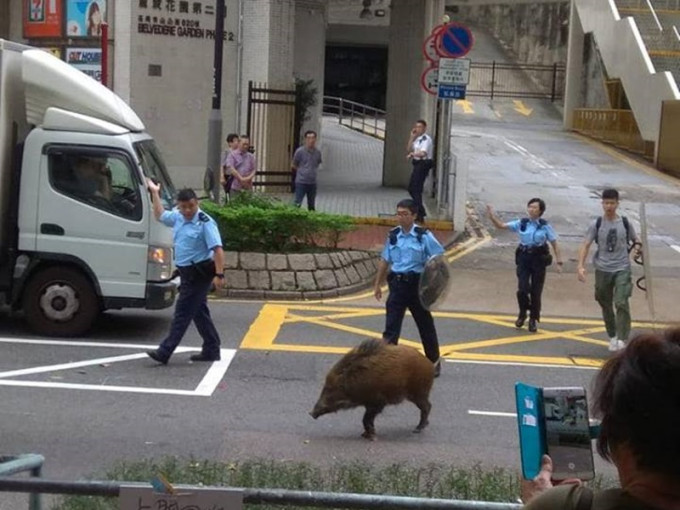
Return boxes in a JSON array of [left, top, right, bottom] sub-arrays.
[[564, 0, 584, 129], [293, 0, 327, 140], [0, 0, 9, 40], [383, 0, 444, 188]]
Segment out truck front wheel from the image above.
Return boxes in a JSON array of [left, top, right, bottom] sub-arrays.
[[22, 267, 99, 337]]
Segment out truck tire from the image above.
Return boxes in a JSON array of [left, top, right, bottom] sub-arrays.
[[22, 267, 99, 337]]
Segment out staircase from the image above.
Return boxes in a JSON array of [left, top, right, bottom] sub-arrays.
[[572, 0, 680, 155]]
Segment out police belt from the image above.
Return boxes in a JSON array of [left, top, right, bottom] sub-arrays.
[[388, 271, 421, 283], [177, 259, 215, 281], [517, 244, 549, 254]]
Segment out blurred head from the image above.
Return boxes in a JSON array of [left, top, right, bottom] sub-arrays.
[[176, 188, 198, 220], [593, 328, 680, 480], [74, 156, 105, 179], [239, 136, 250, 153], [226, 133, 239, 150], [396, 198, 418, 229], [413, 120, 427, 136], [304, 130, 317, 149], [601, 188, 620, 217], [527, 198, 546, 218]]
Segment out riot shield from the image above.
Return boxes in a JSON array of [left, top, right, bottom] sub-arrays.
[[418, 254, 452, 310]]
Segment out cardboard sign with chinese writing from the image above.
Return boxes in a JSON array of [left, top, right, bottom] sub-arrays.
[[119, 485, 243, 510]]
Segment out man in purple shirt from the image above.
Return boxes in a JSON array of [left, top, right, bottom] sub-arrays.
[[226, 135, 256, 193]]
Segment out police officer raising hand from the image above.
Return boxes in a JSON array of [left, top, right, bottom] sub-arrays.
[[146, 179, 225, 365]]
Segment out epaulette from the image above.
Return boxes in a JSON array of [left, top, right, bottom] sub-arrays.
[[519, 217, 547, 232], [388, 226, 400, 245], [198, 212, 211, 223]]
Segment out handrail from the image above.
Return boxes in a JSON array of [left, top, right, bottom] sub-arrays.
[[0, 476, 522, 509], [0, 454, 44, 510], [323, 96, 386, 140]]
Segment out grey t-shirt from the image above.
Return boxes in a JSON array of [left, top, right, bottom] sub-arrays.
[[293, 146, 322, 185], [585, 216, 636, 272]]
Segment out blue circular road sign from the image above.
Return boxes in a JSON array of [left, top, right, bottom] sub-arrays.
[[437, 23, 474, 58]]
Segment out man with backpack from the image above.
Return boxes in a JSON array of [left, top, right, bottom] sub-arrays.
[[577, 189, 641, 352]]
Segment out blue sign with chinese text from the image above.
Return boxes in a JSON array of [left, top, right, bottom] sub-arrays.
[[438, 84, 466, 100]]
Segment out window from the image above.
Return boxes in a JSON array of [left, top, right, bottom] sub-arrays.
[[49, 149, 143, 221]]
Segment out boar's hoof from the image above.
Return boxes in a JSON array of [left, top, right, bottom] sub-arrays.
[[413, 422, 429, 433], [361, 430, 376, 441]]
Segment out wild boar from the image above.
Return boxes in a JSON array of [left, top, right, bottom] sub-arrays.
[[310, 338, 434, 440]]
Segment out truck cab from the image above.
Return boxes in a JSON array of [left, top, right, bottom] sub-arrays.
[[0, 40, 177, 336]]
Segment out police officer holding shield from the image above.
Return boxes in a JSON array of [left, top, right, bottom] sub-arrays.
[[146, 180, 224, 365], [374, 199, 445, 376]]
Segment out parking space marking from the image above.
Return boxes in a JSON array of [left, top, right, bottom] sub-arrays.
[[0, 337, 236, 396], [240, 304, 669, 368]]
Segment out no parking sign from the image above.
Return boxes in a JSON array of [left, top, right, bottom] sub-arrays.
[[436, 22, 474, 58]]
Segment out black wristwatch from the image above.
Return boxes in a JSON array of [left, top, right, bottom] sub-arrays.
[[215, 273, 225, 279]]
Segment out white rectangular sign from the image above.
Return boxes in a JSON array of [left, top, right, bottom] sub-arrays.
[[119, 485, 243, 510], [438, 58, 471, 85]]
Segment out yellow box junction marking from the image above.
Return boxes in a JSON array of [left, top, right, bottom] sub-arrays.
[[240, 304, 669, 368]]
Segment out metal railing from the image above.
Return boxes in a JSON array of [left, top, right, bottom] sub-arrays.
[[572, 108, 653, 158], [467, 62, 565, 101], [0, 477, 522, 510], [0, 454, 44, 510], [323, 96, 386, 140]]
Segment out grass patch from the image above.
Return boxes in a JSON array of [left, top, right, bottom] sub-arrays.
[[51, 457, 619, 509]]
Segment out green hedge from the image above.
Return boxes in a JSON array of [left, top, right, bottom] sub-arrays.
[[200, 192, 355, 253]]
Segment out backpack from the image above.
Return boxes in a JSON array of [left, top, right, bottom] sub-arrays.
[[594, 216, 634, 250]]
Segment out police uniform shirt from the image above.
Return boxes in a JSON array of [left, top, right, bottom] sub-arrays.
[[160, 208, 222, 267], [411, 134, 434, 160], [381, 226, 444, 274], [506, 219, 557, 247]]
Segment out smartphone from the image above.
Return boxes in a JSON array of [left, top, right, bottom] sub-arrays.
[[515, 383, 595, 481], [542, 387, 595, 481]]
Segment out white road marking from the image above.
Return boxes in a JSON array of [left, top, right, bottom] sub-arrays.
[[0, 379, 202, 396], [444, 359, 599, 370], [671, 245, 680, 255], [468, 410, 517, 418], [0, 336, 161, 349], [194, 349, 237, 396]]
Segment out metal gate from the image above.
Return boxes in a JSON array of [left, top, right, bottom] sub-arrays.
[[246, 81, 302, 191], [467, 62, 565, 101]]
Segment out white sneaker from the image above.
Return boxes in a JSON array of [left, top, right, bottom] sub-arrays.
[[608, 338, 625, 352]]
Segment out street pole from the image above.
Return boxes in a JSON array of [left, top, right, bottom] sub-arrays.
[[207, 0, 226, 203], [101, 23, 108, 88]]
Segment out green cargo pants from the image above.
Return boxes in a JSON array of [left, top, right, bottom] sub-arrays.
[[594, 269, 633, 341]]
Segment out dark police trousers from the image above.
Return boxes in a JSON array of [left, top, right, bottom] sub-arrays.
[[383, 272, 440, 363], [515, 247, 548, 321], [408, 159, 434, 221], [158, 261, 221, 359]]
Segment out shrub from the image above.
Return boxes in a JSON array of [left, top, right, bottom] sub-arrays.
[[201, 193, 355, 253]]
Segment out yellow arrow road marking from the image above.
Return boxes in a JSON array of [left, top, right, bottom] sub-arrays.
[[456, 99, 475, 114], [513, 100, 533, 116]]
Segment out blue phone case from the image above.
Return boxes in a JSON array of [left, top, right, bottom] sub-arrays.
[[515, 382, 546, 480]]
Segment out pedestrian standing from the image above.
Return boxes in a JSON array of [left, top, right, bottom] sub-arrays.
[[373, 199, 444, 377], [291, 130, 323, 211], [145, 181, 224, 365], [487, 198, 563, 333], [577, 189, 641, 351], [406, 120, 434, 223], [220, 133, 240, 202], [225, 135, 256, 195]]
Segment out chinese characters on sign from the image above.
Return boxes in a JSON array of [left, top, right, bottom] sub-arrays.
[[136, 0, 234, 40]]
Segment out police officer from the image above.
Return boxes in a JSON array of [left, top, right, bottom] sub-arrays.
[[406, 119, 434, 223], [487, 199, 563, 333], [146, 180, 224, 365], [374, 199, 445, 377]]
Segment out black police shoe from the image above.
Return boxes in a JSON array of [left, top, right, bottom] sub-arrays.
[[528, 319, 538, 333], [147, 350, 169, 365], [515, 314, 526, 328], [190, 353, 221, 362]]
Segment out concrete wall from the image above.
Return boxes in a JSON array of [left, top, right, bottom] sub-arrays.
[[294, 0, 327, 139], [326, 25, 388, 46], [0, 1, 9, 39], [451, 1, 569, 66], [580, 34, 610, 109]]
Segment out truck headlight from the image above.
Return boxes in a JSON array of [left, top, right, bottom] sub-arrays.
[[148, 246, 172, 281]]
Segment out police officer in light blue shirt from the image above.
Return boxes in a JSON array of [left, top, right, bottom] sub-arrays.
[[374, 199, 445, 377], [145, 181, 225, 365], [487, 198, 563, 333]]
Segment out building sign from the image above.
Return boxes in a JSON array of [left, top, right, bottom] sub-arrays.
[[66, 47, 102, 82], [67, 0, 107, 37], [24, 0, 64, 38], [136, 1, 235, 41]]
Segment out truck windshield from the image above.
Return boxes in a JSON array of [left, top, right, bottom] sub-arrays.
[[134, 140, 176, 209]]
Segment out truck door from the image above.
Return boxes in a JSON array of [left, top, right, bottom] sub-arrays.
[[36, 146, 148, 299]]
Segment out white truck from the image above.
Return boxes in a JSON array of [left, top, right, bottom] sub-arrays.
[[0, 39, 177, 336]]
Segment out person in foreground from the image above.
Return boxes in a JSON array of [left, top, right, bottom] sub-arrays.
[[146, 181, 224, 365], [521, 328, 680, 509]]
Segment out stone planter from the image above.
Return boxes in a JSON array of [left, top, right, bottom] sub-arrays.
[[216, 250, 381, 299]]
